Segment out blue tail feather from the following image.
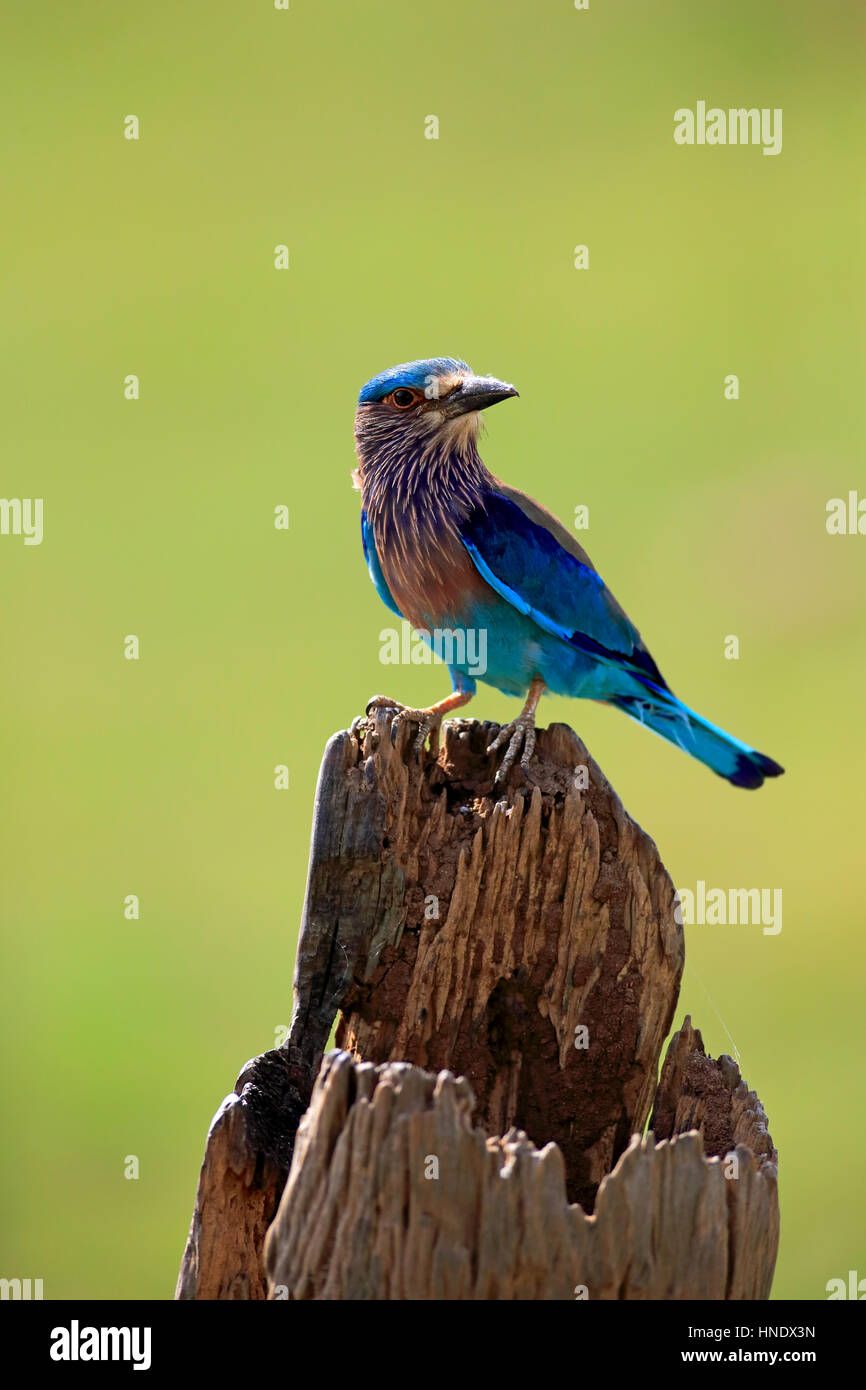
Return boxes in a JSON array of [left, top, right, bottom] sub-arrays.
[[610, 687, 784, 789]]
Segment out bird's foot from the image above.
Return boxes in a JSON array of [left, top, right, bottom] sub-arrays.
[[364, 695, 443, 755], [487, 715, 537, 785], [486, 677, 545, 787]]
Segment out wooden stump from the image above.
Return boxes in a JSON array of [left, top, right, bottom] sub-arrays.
[[176, 712, 779, 1300], [333, 714, 684, 1212], [264, 1036, 778, 1300]]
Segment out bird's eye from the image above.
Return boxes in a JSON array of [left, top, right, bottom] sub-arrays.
[[389, 388, 418, 409]]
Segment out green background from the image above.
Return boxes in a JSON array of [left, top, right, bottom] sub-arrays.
[[2, 0, 863, 1300]]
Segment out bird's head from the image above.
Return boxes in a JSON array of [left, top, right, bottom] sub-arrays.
[[353, 357, 518, 479]]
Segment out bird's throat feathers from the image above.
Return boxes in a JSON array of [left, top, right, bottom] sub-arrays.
[[353, 402, 493, 532], [353, 402, 494, 620]]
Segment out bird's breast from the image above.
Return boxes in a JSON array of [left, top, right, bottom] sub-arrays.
[[372, 507, 489, 632]]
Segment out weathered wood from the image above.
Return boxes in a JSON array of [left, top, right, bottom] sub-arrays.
[[176, 713, 778, 1300], [176, 720, 394, 1301], [330, 711, 685, 1210], [264, 1047, 778, 1301], [175, 1044, 313, 1300], [651, 1014, 780, 1299]]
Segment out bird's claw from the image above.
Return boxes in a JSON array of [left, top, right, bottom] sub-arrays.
[[363, 696, 441, 755], [396, 708, 441, 755], [365, 694, 397, 719], [487, 717, 537, 786]]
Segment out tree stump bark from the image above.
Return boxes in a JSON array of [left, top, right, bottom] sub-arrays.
[[264, 1035, 778, 1300], [176, 711, 779, 1301]]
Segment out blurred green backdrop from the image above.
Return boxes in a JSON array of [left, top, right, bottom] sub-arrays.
[[1, 0, 863, 1300]]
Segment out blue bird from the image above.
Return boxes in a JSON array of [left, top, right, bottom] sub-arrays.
[[354, 357, 784, 789]]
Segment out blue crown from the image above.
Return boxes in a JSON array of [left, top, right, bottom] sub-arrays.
[[358, 357, 470, 404]]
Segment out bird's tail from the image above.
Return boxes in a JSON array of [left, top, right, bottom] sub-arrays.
[[610, 684, 784, 789]]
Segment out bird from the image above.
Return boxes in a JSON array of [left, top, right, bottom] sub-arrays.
[[354, 356, 784, 790]]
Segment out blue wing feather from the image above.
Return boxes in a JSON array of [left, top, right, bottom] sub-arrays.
[[461, 488, 670, 691], [361, 509, 403, 618]]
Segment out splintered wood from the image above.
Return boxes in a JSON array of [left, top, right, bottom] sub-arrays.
[[177, 712, 780, 1301], [333, 713, 685, 1210], [264, 1046, 778, 1301]]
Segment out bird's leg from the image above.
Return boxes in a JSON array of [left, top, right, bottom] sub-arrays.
[[365, 689, 473, 755], [487, 677, 545, 785]]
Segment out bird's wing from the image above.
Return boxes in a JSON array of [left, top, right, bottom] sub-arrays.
[[460, 484, 670, 691], [361, 508, 404, 618]]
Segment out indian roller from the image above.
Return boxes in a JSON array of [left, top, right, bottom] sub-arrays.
[[355, 356, 784, 790]]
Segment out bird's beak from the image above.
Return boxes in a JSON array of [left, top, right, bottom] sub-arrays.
[[444, 375, 519, 416]]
